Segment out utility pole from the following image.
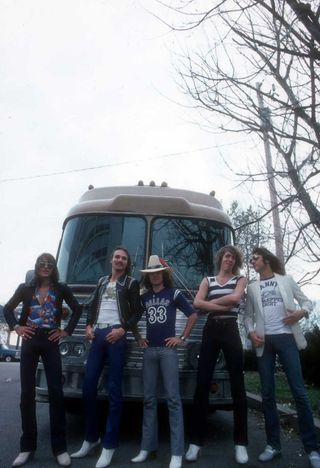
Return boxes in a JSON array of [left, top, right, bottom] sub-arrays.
[[256, 83, 285, 264]]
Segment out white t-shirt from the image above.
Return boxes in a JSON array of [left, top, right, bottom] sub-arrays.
[[97, 281, 120, 326], [260, 276, 292, 335]]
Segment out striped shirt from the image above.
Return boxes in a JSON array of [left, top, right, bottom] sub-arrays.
[[207, 275, 243, 317]]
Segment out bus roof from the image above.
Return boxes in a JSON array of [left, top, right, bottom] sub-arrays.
[[65, 184, 232, 226]]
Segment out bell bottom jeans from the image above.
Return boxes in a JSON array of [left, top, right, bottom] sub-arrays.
[[257, 333, 319, 454], [140, 346, 184, 456], [83, 327, 126, 449], [19, 332, 67, 456], [190, 317, 248, 446]]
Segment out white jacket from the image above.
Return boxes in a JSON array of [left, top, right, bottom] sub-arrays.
[[244, 273, 313, 357]]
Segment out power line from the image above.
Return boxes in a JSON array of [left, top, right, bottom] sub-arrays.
[[0, 143, 236, 183]]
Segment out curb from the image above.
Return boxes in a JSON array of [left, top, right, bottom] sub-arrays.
[[247, 392, 320, 437]]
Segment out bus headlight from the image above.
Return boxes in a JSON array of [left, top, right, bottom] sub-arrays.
[[74, 343, 86, 357], [59, 340, 86, 357], [59, 342, 71, 356]]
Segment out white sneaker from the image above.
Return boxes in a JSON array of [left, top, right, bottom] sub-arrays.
[[185, 444, 201, 461], [70, 439, 100, 458], [12, 452, 34, 467], [169, 455, 182, 468], [95, 448, 115, 468], [258, 445, 281, 462], [309, 451, 320, 468], [235, 445, 248, 464], [56, 452, 71, 467]]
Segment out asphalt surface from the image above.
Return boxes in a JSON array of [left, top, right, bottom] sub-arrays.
[[0, 362, 316, 468]]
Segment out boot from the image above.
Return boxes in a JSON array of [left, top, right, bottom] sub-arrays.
[[95, 448, 115, 468], [70, 439, 100, 458]]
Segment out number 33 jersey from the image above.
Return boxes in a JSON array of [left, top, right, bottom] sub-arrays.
[[142, 288, 195, 347]]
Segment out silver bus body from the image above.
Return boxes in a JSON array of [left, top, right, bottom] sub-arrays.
[[36, 183, 234, 407]]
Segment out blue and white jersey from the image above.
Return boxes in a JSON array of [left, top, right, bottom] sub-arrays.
[[207, 275, 243, 317], [142, 287, 195, 347]]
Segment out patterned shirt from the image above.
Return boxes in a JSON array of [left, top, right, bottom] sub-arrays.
[[27, 288, 58, 329]]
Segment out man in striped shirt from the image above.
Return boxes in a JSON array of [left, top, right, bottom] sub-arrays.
[[186, 245, 248, 465]]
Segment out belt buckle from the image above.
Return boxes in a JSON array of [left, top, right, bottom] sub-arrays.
[[97, 322, 110, 329]]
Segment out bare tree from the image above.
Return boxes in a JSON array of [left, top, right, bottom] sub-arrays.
[[158, 0, 320, 283], [228, 201, 271, 279]]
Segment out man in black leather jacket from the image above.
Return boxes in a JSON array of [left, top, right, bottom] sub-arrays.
[[71, 246, 143, 468]]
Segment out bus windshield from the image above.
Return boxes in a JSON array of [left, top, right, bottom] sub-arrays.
[[57, 215, 146, 284], [57, 214, 233, 290], [151, 217, 233, 292]]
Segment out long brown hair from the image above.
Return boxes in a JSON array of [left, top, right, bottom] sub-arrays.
[[253, 247, 286, 275], [215, 245, 243, 275], [110, 246, 132, 275], [34, 253, 59, 285], [142, 269, 174, 290]]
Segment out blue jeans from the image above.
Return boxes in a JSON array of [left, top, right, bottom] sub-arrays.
[[257, 334, 319, 453], [190, 318, 248, 446], [141, 347, 184, 456], [83, 327, 126, 449], [20, 330, 67, 455]]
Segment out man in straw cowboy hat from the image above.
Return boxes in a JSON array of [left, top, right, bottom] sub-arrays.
[[131, 255, 198, 468]]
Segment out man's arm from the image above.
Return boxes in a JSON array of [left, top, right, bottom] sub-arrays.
[[125, 279, 144, 329], [3, 284, 25, 330], [193, 278, 229, 313], [62, 284, 82, 335], [165, 312, 198, 348], [85, 279, 102, 326], [244, 288, 264, 348], [283, 275, 313, 325], [209, 277, 247, 306], [181, 312, 198, 339]]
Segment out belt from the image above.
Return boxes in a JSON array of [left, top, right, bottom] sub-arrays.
[[33, 328, 55, 335], [209, 316, 237, 322], [96, 323, 121, 329]]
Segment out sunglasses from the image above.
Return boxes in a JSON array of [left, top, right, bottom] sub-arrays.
[[38, 261, 55, 269], [249, 255, 261, 263]]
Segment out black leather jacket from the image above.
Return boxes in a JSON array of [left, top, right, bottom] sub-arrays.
[[85, 274, 143, 331], [4, 281, 82, 335]]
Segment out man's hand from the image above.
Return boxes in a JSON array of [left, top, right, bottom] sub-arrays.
[[283, 309, 305, 326], [106, 327, 125, 344], [165, 336, 184, 348], [85, 325, 95, 341], [249, 331, 264, 348], [48, 328, 68, 342], [138, 338, 149, 349], [15, 325, 35, 340]]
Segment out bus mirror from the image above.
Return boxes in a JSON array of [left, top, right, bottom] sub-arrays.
[[25, 270, 35, 285]]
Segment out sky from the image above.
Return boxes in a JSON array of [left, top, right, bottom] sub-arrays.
[[0, 0, 316, 302]]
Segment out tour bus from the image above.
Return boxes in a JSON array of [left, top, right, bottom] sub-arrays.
[[35, 182, 235, 407]]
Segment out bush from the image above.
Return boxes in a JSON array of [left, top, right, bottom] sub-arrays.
[[300, 326, 320, 386]]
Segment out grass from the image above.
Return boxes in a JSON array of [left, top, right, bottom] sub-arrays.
[[244, 371, 320, 419]]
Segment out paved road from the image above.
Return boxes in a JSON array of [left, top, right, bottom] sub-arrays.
[[0, 363, 311, 467]]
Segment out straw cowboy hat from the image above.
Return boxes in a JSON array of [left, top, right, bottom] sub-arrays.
[[140, 255, 169, 273]]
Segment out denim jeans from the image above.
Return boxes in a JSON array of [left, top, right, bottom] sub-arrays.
[[83, 327, 126, 449], [141, 347, 184, 456], [257, 333, 319, 453], [20, 330, 67, 455], [190, 317, 248, 446]]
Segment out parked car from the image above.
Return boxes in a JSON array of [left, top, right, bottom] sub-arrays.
[[0, 344, 20, 362]]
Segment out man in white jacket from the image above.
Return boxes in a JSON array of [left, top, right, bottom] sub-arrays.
[[244, 247, 320, 468]]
